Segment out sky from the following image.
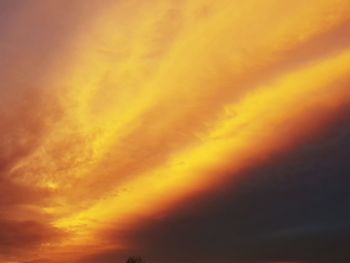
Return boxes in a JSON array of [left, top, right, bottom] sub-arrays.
[[1, 0, 350, 262]]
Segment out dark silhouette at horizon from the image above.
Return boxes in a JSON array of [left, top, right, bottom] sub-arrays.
[[126, 256, 143, 263]]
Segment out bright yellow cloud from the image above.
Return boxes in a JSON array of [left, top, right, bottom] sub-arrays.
[[2, 0, 350, 262]]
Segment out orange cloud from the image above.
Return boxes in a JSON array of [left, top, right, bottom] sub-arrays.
[[1, 0, 350, 262]]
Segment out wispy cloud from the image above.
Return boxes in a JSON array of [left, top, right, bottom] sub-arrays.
[[1, 0, 350, 262]]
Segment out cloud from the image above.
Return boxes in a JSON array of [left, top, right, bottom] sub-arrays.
[[0, 219, 66, 260], [1, 0, 350, 262], [88, 108, 350, 263]]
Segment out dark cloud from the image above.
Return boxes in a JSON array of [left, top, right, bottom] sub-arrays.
[[81, 108, 350, 263]]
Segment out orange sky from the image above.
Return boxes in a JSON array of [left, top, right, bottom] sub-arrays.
[[1, 1, 350, 262]]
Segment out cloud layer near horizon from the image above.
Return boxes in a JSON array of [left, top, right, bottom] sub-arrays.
[[1, 1, 350, 262]]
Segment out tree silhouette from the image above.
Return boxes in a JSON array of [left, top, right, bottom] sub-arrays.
[[126, 256, 143, 263]]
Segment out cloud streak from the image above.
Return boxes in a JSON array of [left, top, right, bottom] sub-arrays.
[[1, 0, 350, 262]]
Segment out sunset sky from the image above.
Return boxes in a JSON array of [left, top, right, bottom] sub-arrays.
[[1, 1, 350, 262]]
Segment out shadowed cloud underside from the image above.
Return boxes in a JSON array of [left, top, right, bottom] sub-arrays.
[[1, 1, 350, 262]]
